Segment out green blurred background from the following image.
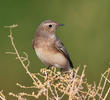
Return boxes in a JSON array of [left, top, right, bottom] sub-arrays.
[[0, 0, 110, 99]]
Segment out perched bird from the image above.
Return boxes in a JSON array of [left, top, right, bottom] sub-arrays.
[[32, 20, 73, 71]]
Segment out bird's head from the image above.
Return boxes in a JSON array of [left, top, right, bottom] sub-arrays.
[[37, 20, 64, 34]]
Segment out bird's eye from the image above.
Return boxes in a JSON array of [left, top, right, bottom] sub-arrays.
[[49, 24, 52, 28]]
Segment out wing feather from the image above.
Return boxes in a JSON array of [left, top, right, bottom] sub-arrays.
[[55, 39, 73, 68]]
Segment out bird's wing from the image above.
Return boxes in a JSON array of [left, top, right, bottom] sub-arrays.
[[55, 39, 73, 68]]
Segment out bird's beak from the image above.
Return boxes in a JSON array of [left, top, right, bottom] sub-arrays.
[[58, 24, 64, 26], [56, 24, 64, 28]]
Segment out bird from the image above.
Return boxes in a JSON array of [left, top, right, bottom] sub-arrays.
[[32, 20, 73, 71]]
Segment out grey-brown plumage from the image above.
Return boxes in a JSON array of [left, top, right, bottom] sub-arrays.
[[33, 20, 73, 71]]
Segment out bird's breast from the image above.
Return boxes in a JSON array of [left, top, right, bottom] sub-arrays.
[[35, 47, 68, 68]]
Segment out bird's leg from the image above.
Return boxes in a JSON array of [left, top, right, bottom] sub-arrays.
[[47, 65, 51, 69], [60, 68, 63, 72], [47, 66, 50, 69]]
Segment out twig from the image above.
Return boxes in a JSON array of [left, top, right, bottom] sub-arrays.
[[5, 25, 37, 85], [0, 90, 6, 100]]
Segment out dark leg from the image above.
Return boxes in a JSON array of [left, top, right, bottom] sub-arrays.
[[47, 65, 52, 69], [47, 66, 50, 69], [60, 68, 63, 72]]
